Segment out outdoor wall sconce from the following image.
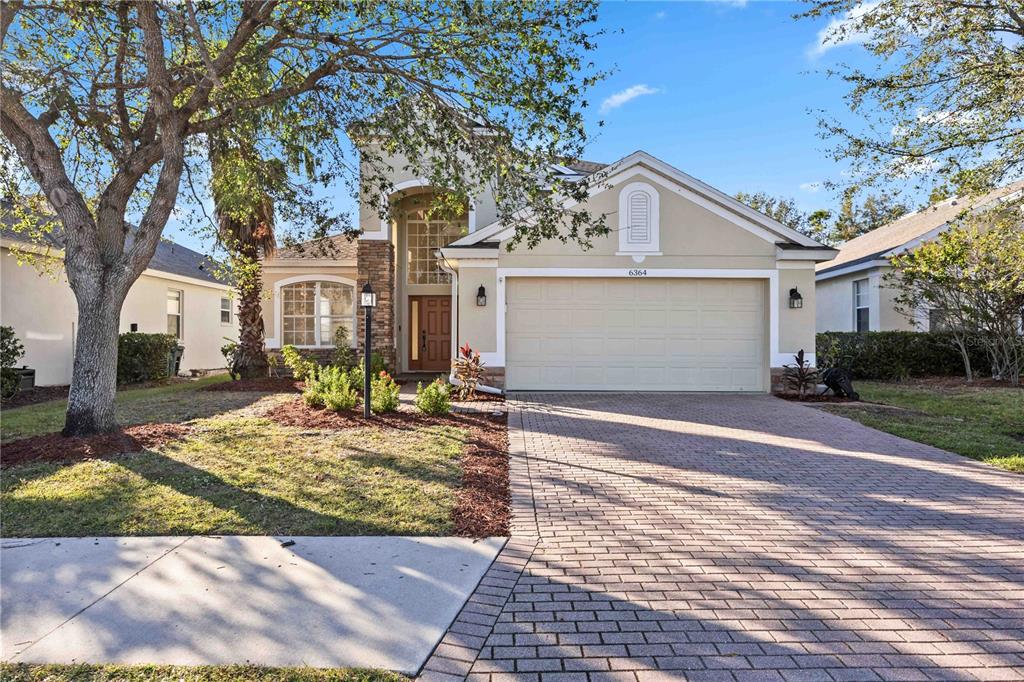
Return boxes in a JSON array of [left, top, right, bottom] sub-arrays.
[[476, 285, 487, 307], [788, 287, 803, 309]]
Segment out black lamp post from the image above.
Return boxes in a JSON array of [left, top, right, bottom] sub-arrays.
[[361, 282, 377, 418]]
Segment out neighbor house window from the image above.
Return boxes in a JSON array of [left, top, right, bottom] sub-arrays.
[[220, 297, 232, 324], [929, 307, 949, 332], [167, 289, 183, 338], [853, 279, 870, 332], [406, 208, 466, 285], [280, 280, 355, 347]]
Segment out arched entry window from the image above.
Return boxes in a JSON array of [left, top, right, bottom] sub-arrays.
[[280, 280, 355, 347]]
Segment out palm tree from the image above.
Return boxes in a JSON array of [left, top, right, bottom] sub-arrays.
[[210, 137, 279, 379]]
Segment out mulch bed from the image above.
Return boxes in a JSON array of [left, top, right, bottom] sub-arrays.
[[263, 397, 510, 537], [454, 391, 505, 404], [1, 385, 71, 409], [202, 377, 304, 393], [1, 423, 192, 469], [776, 393, 857, 403]]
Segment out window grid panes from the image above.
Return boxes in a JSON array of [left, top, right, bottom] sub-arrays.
[[220, 297, 232, 324], [281, 281, 354, 346], [853, 279, 869, 332], [167, 289, 182, 338], [406, 211, 466, 285]]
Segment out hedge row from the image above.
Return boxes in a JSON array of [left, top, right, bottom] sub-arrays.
[[816, 331, 991, 380], [117, 332, 179, 384]]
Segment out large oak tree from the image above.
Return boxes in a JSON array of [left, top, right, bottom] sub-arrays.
[[0, 0, 606, 435]]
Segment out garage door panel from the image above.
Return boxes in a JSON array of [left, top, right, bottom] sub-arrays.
[[506, 277, 766, 391]]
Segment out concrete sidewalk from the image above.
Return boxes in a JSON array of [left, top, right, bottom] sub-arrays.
[[1, 535, 505, 675]]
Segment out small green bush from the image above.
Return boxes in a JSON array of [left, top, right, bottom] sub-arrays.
[[415, 379, 451, 416], [817, 331, 992, 380], [332, 327, 358, 371], [371, 371, 400, 414], [117, 332, 178, 384], [280, 344, 318, 381], [345, 364, 364, 393], [361, 352, 387, 377], [324, 382, 359, 411], [1, 325, 25, 400], [304, 365, 362, 412]]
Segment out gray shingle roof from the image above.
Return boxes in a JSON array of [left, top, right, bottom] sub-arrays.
[[1, 212, 228, 286], [271, 233, 359, 261]]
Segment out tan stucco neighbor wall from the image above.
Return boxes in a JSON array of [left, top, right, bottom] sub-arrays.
[[2, 246, 237, 386]]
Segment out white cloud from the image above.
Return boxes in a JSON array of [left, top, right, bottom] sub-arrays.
[[799, 181, 822, 193], [712, 0, 748, 6], [809, 1, 879, 57], [654, 10, 666, 19], [599, 84, 660, 114]]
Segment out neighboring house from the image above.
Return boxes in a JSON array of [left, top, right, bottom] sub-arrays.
[[815, 182, 1024, 333], [1, 219, 238, 386], [261, 150, 837, 392]]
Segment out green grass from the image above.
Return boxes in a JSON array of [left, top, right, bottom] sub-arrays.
[[1, 416, 465, 537], [1, 375, 234, 443], [820, 381, 1024, 473], [0, 663, 403, 682]]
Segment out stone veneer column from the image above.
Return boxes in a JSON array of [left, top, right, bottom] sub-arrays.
[[356, 239, 396, 370]]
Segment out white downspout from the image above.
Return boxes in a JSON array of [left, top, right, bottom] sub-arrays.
[[436, 253, 504, 396]]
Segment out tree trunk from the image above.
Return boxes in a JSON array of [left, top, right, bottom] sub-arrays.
[[63, 285, 126, 436], [235, 245, 269, 380], [953, 336, 974, 383]]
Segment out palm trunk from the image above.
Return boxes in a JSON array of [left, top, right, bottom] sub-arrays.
[[235, 244, 269, 379], [64, 285, 125, 436]]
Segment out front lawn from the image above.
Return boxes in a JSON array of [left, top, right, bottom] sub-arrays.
[[0, 379, 508, 537], [0, 664, 402, 682], [819, 380, 1024, 473]]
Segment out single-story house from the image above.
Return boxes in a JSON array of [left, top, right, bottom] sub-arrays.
[[261, 150, 837, 392], [815, 181, 1024, 333], [1, 218, 238, 386]]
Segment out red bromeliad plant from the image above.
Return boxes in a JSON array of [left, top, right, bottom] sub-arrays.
[[452, 343, 486, 400]]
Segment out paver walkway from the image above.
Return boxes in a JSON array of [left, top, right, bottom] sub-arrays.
[[420, 393, 1024, 681]]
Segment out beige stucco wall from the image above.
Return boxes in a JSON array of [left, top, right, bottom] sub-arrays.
[[259, 262, 359, 348], [448, 171, 822, 374], [2, 246, 237, 385], [815, 266, 917, 333]]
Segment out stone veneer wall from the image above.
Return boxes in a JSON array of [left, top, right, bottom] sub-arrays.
[[356, 239, 396, 370]]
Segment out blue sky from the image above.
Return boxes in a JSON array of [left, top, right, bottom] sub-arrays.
[[167, 0, 874, 254]]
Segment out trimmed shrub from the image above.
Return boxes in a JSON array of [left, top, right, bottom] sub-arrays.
[[1, 325, 25, 400], [324, 383, 359, 411], [280, 344, 318, 381], [816, 331, 991, 380], [117, 332, 178, 384], [332, 327, 357, 371], [370, 371, 400, 414], [415, 379, 452, 416]]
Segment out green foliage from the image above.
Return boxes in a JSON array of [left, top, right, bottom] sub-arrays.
[[415, 380, 452, 416], [117, 333, 178, 385], [817, 332, 991, 381], [735, 190, 907, 246], [888, 220, 1024, 384], [366, 353, 388, 377], [221, 339, 241, 380], [345, 364, 365, 394], [1, 326, 26, 400], [324, 383, 360, 412], [332, 327, 358, 371], [799, 1, 1024, 196], [304, 366, 361, 412], [280, 345, 318, 382], [452, 342, 486, 399], [370, 372, 400, 414]]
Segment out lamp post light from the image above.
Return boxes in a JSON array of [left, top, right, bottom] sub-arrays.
[[361, 283, 377, 418]]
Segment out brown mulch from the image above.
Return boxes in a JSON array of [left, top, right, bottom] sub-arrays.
[[263, 396, 510, 537], [454, 391, 505, 404], [202, 377, 304, 393], [1, 385, 71, 409], [1, 422, 193, 469]]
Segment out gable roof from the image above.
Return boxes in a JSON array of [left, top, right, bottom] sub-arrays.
[[451, 150, 828, 250], [1, 213, 228, 286], [816, 181, 1024, 276], [270, 233, 359, 262]]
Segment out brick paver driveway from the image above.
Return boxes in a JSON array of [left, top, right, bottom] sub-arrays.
[[422, 394, 1024, 682]]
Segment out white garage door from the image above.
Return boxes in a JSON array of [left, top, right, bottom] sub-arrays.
[[505, 277, 766, 391]]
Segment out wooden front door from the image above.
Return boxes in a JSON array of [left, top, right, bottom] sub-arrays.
[[409, 295, 452, 372]]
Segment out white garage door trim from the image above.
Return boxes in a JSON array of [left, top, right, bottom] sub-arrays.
[[482, 268, 783, 372]]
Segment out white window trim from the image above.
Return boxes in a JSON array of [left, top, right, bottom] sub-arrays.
[[483, 268, 797, 369], [266, 274, 358, 349], [616, 182, 661, 258], [853, 277, 871, 332], [220, 297, 233, 326], [167, 288, 184, 340]]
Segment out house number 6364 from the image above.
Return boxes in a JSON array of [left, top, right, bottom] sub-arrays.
[[628, 269, 648, 277]]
